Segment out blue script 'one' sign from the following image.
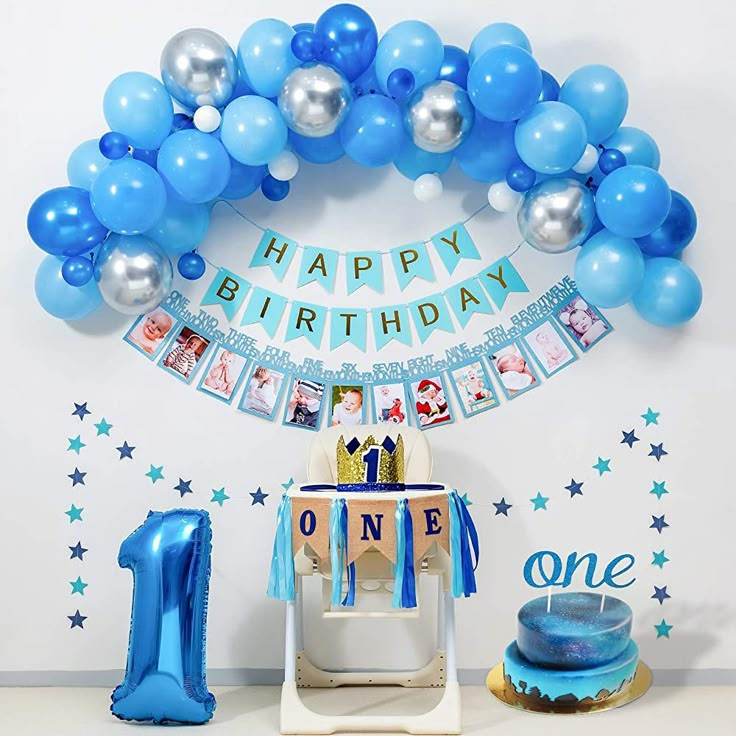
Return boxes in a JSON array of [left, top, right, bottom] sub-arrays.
[[523, 550, 636, 589]]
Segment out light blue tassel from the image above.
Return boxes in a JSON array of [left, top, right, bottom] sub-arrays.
[[392, 499, 405, 608], [329, 499, 344, 607], [267, 494, 295, 601], [448, 491, 464, 599]]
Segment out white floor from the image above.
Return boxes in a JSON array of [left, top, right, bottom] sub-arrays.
[[0, 685, 731, 735]]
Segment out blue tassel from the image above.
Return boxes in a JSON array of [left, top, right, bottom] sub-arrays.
[[448, 491, 480, 598], [401, 499, 417, 608], [267, 494, 295, 601], [392, 500, 405, 609], [329, 499, 344, 607], [341, 501, 356, 606], [448, 492, 464, 598]]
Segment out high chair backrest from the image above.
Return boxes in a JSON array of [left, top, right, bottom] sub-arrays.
[[306, 425, 433, 484]]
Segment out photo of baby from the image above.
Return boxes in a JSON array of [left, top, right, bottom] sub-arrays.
[[409, 376, 453, 428], [372, 383, 410, 426], [124, 308, 175, 358], [523, 320, 576, 377], [284, 378, 326, 430], [160, 327, 210, 381], [199, 347, 249, 403], [489, 343, 539, 398], [556, 297, 610, 350], [239, 364, 285, 419], [449, 361, 497, 416], [330, 385, 365, 427]]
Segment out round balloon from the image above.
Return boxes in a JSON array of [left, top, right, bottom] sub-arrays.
[[62, 255, 94, 286], [394, 137, 452, 180], [455, 116, 517, 182], [35, 255, 103, 320], [601, 126, 660, 170], [636, 191, 697, 257], [339, 94, 403, 167], [177, 252, 207, 280], [539, 70, 560, 102], [221, 96, 288, 166], [289, 130, 345, 164], [67, 139, 110, 190], [439, 45, 470, 89], [468, 22, 531, 65], [632, 257, 702, 327], [237, 19, 299, 98], [261, 175, 290, 201], [221, 160, 268, 198], [145, 197, 210, 254]]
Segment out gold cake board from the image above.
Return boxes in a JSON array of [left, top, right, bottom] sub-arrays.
[[486, 661, 652, 715]]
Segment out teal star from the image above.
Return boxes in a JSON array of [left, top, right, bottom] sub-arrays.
[[65, 504, 84, 523], [146, 465, 164, 483], [641, 407, 660, 426], [211, 487, 230, 506], [94, 418, 113, 436], [652, 550, 670, 569], [67, 435, 86, 455], [461, 492, 472, 506], [282, 478, 295, 491], [654, 619, 673, 639], [592, 457, 611, 476], [69, 576, 88, 596], [530, 492, 549, 511], [650, 481, 669, 500]]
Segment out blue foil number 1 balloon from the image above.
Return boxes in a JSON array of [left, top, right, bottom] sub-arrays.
[[111, 509, 216, 725]]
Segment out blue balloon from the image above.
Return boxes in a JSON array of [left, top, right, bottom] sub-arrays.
[[62, 255, 94, 286], [506, 162, 536, 192], [598, 148, 627, 175], [468, 22, 532, 66], [514, 101, 587, 174], [177, 252, 207, 280], [99, 132, 129, 160], [636, 191, 697, 257], [221, 96, 288, 166], [145, 196, 210, 254], [67, 139, 110, 190], [221, 159, 268, 198], [574, 229, 645, 308], [455, 115, 517, 182], [596, 165, 671, 238], [632, 257, 702, 327], [293, 22, 315, 33], [292, 30, 319, 62], [237, 19, 300, 98], [290, 130, 344, 164], [467, 46, 542, 122], [90, 158, 166, 235], [439, 45, 469, 89], [315, 4, 378, 82], [387, 68, 415, 100], [559, 65, 628, 143], [132, 148, 159, 168], [262, 175, 290, 201], [35, 254, 102, 320], [171, 113, 194, 133], [375, 21, 444, 94], [601, 126, 660, 170], [103, 72, 174, 150], [339, 94, 403, 167], [28, 186, 108, 256], [394, 137, 452, 180], [157, 130, 231, 203], [111, 510, 215, 724], [539, 70, 560, 102], [352, 63, 381, 97]]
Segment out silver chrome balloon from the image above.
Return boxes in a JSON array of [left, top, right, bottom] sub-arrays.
[[517, 178, 596, 254], [161, 28, 238, 109], [405, 80, 475, 154], [95, 234, 173, 315], [278, 63, 351, 138]]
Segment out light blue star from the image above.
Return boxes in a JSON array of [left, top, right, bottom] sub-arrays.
[[67, 435, 86, 455], [461, 492, 472, 506], [65, 504, 84, 523], [593, 457, 611, 476], [642, 407, 660, 426], [282, 478, 295, 491], [650, 481, 669, 500], [530, 492, 549, 511], [146, 465, 164, 483], [94, 418, 113, 436], [652, 550, 670, 569], [211, 487, 230, 506], [69, 577, 88, 596], [654, 619, 673, 639]]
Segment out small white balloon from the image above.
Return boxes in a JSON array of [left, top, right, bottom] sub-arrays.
[[572, 144, 599, 174], [413, 173, 443, 202], [488, 182, 522, 212], [193, 105, 222, 133], [268, 151, 299, 181]]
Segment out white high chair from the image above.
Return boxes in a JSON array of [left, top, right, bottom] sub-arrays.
[[280, 425, 462, 735]]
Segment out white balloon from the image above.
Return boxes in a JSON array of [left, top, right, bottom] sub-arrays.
[[268, 151, 299, 181], [193, 105, 222, 133], [573, 144, 599, 174], [488, 182, 522, 212], [413, 173, 443, 202]]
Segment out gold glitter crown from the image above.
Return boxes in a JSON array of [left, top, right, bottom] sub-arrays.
[[336, 434, 405, 489]]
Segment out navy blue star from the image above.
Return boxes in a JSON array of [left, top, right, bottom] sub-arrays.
[[68, 610, 87, 629], [650, 514, 669, 534], [493, 498, 513, 516], [649, 443, 668, 461], [69, 541, 88, 560], [68, 468, 86, 487], [116, 441, 135, 460], [72, 402, 91, 421], [174, 479, 193, 497], [250, 487, 269, 506], [621, 429, 639, 448], [652, 585, 671, 605], [565, 479, 584, 498]]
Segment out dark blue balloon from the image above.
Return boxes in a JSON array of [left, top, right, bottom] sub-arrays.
[[315, 4, 378, 82], [177, 252, 207, 280], [221, 160, 268, 199], [171, 113, 194, 133], [438, 45, 469, 89], [386, 67, 415, 100], [599, 148, 627, 175], [539, 70, 560, 102], [455, 116, 517, 182], [290, 130, 345, 164], [99, 132, 129, 160], [292, 30, 319, 62], [62, 255, 94, 286], [636, 191, 697, 257], [262, 175, 290, 201], [352, 63, 380, 97], [132, 148, 158, 168], [506, 162, 536, 192]]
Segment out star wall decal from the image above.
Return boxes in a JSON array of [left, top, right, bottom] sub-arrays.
[[649, 443, 668, 461], [67, 467, 86, 487], [281, 478, 295, 491], [68, 542, 88, 561], [652, 550, 670, 569], [68, 610, 87, 629], [211, 487, 230, 506], [652, 585, 671, 605], [250, 487, 269, 506], [530, 492, 549, 511], [565, 479, 584, 498], [493, 498, 513, 516], [72, 402, 91, 421], [174, 479, 193, 497], [641, 408, 660, 426], [650, 481, 669, 500], [67, 435, 86, 455], [593, 457, 611, 476], [65, 504, 84, 523], [654, 619, 673, 639], [650, 514, 669, 534], [69, 577, 88, 596], [116, 441, 135, 460], [145, 465, 164, 483], [620, 429, 639, 448], [461, 493, 472, 506], [94, 418, 113, 436]]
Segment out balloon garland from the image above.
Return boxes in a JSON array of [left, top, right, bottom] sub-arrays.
[[27, 5, 702, 329]]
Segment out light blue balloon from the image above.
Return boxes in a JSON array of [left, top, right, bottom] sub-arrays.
[[145, 197, 210, 254], [515, 101, 588, 174], [290, 130, 344, 164], [221, 96, 288, 166], [632, 257, 702, 327], [237, 19, 299, 98], [559, 65, 628, 144], [468, 23, 531, 66], [339, 94, 403, 167], [574, 229, 645, 308], [394, 137, 452, 180], [455, 115, 517, 182], [67, 139, 110, 190], [35, 254, 102, 320], [103, 72, 174, 150], [602, 126, 660, 170], [375, 20, 444, 94]]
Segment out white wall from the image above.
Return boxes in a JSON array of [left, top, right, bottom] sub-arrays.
[[2, 0, 734, 679]]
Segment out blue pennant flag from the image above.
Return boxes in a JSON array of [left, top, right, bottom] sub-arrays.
[[297, 246, 339, 292], [479, 256, 529, 310], [240, 286, 288, 338], [430, 223, 481, 275], [372, 304, 412, 350], [284, 300, 327, 348], [390, 242, 435, 290], [445, 277, 494, 328], [201, 268, 250, 321], [330, 308, 368, 351], [250, 229, 297, 281], [346, 251, 383, 294], [409, 294, 455, 343]]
